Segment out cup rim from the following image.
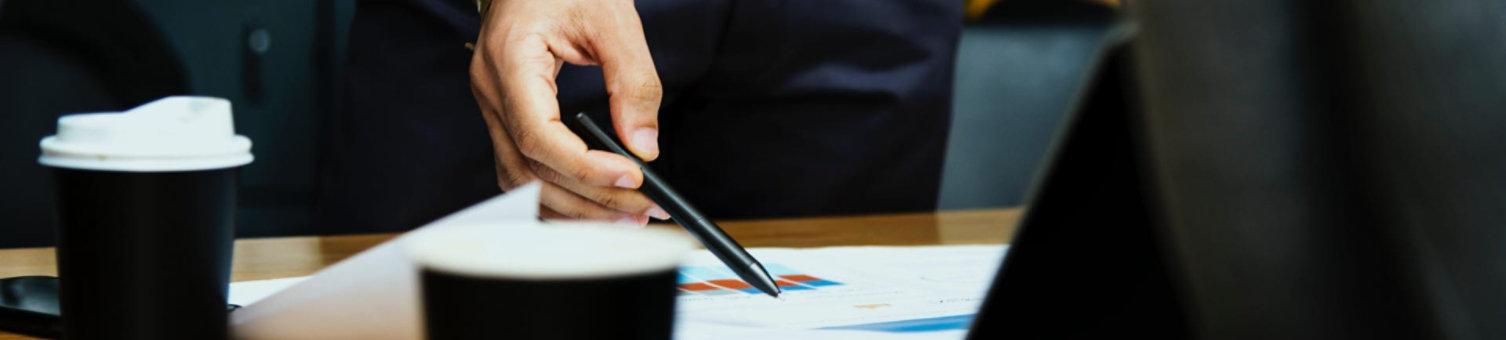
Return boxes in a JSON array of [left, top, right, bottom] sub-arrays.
[[408, 222, 696, 280]]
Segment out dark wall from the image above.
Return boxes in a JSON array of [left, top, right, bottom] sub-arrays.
[[2, 0, 1117, 247], [129, 0, 355, 239], [0, 0, 354, 248]]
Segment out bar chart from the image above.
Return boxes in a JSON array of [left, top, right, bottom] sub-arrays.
[[677, 263, 844, 295]]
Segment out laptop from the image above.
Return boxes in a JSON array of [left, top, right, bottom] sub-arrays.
[[968, 1, 1506, 336], [963, 24, 1186, 339]]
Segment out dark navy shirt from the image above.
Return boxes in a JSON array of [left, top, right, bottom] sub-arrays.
[[318, 0, 961, 234]]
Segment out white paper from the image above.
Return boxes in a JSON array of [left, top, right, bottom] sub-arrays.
[[228, 243, 1006, 340], [673, 245, 1005, 340], [674, 323, 970, 340], [229, 183, 541, 340], [228, 276, 307, 307]]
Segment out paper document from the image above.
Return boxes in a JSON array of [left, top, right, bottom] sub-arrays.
[[229, 244, 1006, 340], [229, 183, 541, 340], [674, 245, 1005, 340]]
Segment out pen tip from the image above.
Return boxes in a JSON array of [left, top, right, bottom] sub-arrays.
[[748, 262, 781, 298]]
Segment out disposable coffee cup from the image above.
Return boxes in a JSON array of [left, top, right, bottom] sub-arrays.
[[410, 222, 694, 340], [38, 96, 252, 340]]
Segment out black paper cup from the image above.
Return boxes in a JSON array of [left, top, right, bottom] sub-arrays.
[[409, 223, 694, 340], [38, 96, 253, 340]]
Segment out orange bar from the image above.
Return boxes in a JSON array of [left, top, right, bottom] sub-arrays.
[[779, 274, 821, 282], [707, 279, 752, 289], [679, 283, 720, 291]]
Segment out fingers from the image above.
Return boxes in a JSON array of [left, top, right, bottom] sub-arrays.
[[539, 182, 650, 226], [492, 33, 645, 189], [475, 79, 536, 190], [471, 0, 666, 224], [586, 3, 663, 161], [528, 158, 668, 219], [540, 206, 570, 220]]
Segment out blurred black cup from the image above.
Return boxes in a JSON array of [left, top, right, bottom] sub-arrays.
[[410, 222, 693, 340], [38, 96, 253, 340]]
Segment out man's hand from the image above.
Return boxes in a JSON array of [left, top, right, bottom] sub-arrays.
[[470, 0, 669, 225]]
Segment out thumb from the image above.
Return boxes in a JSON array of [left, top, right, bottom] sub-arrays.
[[605, 71, 662, 161], [591, 7, 662, 161]]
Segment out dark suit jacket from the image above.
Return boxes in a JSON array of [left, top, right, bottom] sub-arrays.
[[319, 0, 961, 234]]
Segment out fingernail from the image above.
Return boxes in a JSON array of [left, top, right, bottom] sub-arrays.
[[635, 215, 650, 227], [614, 175, 635, 188], [645, 205, 670, 220], [614, 215, 639, 227], [632, 128, 659, 159]]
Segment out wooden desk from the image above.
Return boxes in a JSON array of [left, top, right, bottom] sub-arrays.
[[0, 208, 1020, 339]]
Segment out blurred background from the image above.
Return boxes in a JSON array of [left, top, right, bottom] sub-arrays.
[[0, 0, 1119, 248]]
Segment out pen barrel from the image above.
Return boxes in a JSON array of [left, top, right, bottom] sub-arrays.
[[636, 167, 758, 267], [636, 167, 776, 295], [567, 112, 777, 295]]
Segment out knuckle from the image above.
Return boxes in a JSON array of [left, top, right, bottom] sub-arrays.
[[508, 175, 530, 188], [626, 193, 653, 210], [629, 78, 663, 102], [529, 162, 562, 183], [565, 11, 590, 34], [611, 75, 662, 104], [554, 205, 588, 219], [468, 63, 486, 79], [569, 164, 596, 182], [495, 169, 528, 189], [512, 128, 545, 158], [593, 192, 620, 209], [541, 188, 589, 219], [567, 204, 610, 220]]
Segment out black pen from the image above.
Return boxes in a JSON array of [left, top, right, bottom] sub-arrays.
[[566, 112, 781, 297]]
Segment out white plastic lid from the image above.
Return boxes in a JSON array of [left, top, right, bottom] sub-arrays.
[[408, 222, 695, 280], [38, 96, 253, 172]]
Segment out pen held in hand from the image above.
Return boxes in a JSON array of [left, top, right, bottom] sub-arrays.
[[566, 112, 781, 298]]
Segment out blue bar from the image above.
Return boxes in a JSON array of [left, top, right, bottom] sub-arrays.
[[696, 288, 738, 295], [761, 263, 801, 275], [822, 314, 976, 333], [679, 266, 734, 280]]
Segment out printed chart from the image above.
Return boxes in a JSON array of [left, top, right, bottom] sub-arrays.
[[673, 245, 1007, 336], [678, 264, 842, 295]]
